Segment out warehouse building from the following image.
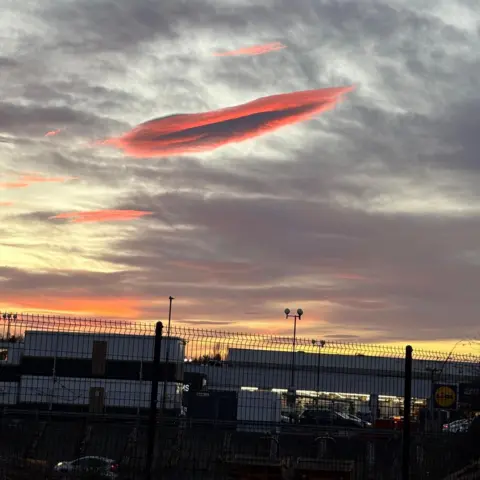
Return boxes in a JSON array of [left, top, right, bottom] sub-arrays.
[[1, 331, 478, 420], [184, 347, 479, 418], [0, 330, 185, 414]]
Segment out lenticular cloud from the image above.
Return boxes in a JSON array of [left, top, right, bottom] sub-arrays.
[[213, 42, 286, 57], [49, 210, 154, 223], [100, 86, 354, 158]]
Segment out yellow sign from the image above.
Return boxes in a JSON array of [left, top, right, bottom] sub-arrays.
[[434, 385, 457, 408]]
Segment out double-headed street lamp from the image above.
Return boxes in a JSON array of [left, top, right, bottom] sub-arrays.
[[284, 307, 304, 404], [312, 339, 326, 406], [2, 312, 17, 340]]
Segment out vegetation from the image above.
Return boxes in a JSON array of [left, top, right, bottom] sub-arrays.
[[0, 335, 24, 343], [191, 353, 222, 364]]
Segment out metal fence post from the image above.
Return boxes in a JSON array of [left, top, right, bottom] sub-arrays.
[[402, 345, 413, 480], [146, 321, 163, 480]]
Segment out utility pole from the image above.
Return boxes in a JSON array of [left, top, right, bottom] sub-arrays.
[[162, 296, 175, 411], [312, 339, 325, 408], [426, 367, 441, 432], [284, 308, 304, 408]]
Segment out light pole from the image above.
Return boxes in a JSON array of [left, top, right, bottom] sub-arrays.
[[167, 296, 174, 338], [426, 367, 441, 431], [285, 308, 303, 406], [162, 296, 175, 412], [2, 313, 17, 340], [312, 339, 326, 408]]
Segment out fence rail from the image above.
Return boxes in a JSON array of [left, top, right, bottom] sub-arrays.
[[3, 311, 480, 360], [0, 311, 480, 479]]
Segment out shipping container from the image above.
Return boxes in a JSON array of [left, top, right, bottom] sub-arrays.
[[237, 390, 281, 433]]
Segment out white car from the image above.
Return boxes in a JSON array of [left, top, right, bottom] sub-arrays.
[[53, 456, 119, 478], [442, 419, 470, 433]]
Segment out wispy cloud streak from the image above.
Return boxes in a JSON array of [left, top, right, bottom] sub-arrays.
[[49, 210, 154, 223], [213, 42, 286, 57]]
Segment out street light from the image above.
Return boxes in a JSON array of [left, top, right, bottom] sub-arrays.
[[284, 308, 304, 404], [426, 367, 441, 431], [2, 313, 17, 340], [162, 296, 175, 412], [312, 339, 326, 407]]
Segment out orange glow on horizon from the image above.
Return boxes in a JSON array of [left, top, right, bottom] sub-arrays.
[[0, 298, 477, 357], [1, 296, 143, 319]]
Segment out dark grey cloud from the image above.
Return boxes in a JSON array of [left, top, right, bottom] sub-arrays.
[[0, 102, 127, 137], [40, 0, 276, 55], [422, 98, 480, 171], [0, 266, 132, 295], [2, 0, 480, 347], [0, 57, 18, 68]]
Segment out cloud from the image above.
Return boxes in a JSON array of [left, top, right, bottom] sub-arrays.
[[0, 173, 76, 189], [100, 87, 353, 157], [0, 202, 13, 206], [2, 0, 480, 349], [213, 42, 287, 57], [0, 182, 29, 189], [45, 129, 63, 137], [18, 173, 77, 184], [49, 210, 154, 223]]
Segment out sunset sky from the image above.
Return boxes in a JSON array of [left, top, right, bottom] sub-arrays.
[[1, 0, 480, 353]]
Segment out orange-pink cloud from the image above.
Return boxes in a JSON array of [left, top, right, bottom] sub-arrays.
[[213, 42, 286, 57], [0, 201, 13, 206], [18, 174, 77, 183], [0, 173, 76, 189], [100, 86, 354, 158], [49, 210, 154, 223], [45, 129, 62, 137], [0, 182, 29, 189]]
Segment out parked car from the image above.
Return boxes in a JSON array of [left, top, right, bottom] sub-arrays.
[[442, 418, 471, 433], [344, 413, 372, 428], [298, 409, 365, 428], [53, 456, 119, 478]]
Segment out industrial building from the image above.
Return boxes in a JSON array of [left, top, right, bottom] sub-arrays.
[[184, 347, 478, 418], [0, 330, 477, 420], [0, 330, 185, 414]]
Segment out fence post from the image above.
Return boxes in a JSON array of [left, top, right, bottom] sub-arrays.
[[146, 321, 163, 480], [402, 345, 413, 480]]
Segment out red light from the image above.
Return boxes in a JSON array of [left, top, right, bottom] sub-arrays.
[[110, 463, 118, 472]]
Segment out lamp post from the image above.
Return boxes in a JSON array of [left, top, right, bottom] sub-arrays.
[[2, 313, 17, 340], [162, 296, 175, 412], [284, 308, 303, 406], [426, 367, 441, 432], [312, 339, 326, 408]]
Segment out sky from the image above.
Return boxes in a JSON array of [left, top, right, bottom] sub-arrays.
[[1, 0, 480, 352]]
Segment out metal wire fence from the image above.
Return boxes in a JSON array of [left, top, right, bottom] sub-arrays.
[[0, 311, 480, 479]]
